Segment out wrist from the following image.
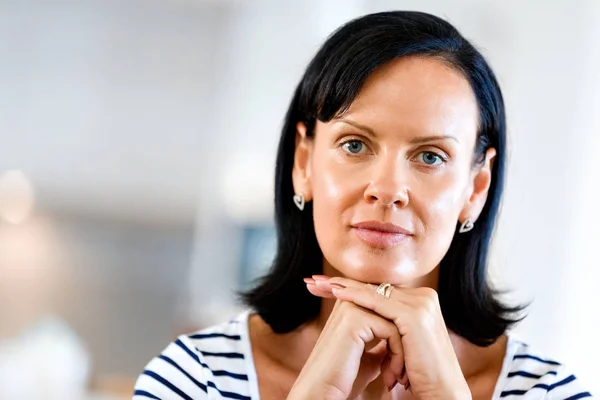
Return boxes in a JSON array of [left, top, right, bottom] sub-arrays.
[[425, 377, 470, 400], [287, 388, 344, 400], [287, 382, 347, 400], [444, 382, 472, 400]]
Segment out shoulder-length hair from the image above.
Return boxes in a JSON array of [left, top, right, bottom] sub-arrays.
[[241, 10, 525, 346]]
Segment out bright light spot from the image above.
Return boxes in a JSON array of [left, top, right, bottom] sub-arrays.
[[221, 156, 274, 223], [0, 170, 35, 224]]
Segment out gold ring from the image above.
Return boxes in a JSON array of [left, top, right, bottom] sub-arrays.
[[376, 283, 393, 298]]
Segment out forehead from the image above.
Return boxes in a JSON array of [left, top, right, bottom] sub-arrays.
[[338, 56, 479, 140]]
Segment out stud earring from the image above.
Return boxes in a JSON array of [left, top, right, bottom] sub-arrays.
[[459, 218, 474, 233], [293, 193, 305, 211]]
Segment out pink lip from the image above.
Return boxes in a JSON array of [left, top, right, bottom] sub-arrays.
[[351, 221, 412, 249]]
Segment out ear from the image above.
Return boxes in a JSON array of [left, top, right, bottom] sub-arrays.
[[291, 122, 314, 202], [459, 148, 496, 224]]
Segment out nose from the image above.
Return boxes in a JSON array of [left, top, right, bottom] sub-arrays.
[[363, 155, 410, 208]]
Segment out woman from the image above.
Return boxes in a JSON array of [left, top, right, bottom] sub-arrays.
[[133, 11, 591, 400]]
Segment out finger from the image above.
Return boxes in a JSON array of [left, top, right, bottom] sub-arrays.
[[330, 284, 413, 335], [305, 281, 336, 299], [331, 287, 406, 381], [344, 307, 404, 399], [323, 284, 408, 379], [380, 354, 397, 391], [312, 277, 378, 298], [326, 275, 418, 293], [316, 275, 378, 292], [387, 336, 405, 383], [350, 304, 405, 385], [399, 369, 409, 387], [312, 278, 350, 297], [312, 278, 408, 380], [327, 276, 424, 308]]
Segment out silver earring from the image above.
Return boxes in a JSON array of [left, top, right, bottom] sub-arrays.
[[459, 218, 474, 233], [293, 193, 305, 211]]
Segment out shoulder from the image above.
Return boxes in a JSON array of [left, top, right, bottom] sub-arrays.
[[497, 336, 592, 399], [133, 312, 253, 400]]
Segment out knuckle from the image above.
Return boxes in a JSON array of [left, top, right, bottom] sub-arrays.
[[368, 291, 380, 308], [417, 288, 439, 312], [337, 299, 359, 316], [420, 287, 439, 300], [336, 299, 351, 314]]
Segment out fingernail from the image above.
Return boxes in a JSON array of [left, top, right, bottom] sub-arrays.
[[303, 277, 315, 284], [312, 275, 329, 281], [388, 382, 398, 392], [330, 283, 346, 289]]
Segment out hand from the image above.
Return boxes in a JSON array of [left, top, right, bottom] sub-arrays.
[[287, 280, 406, 400], [298, 275, 471, 400]]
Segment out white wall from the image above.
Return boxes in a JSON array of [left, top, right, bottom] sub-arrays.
[[562, 0, 600, 389], [0, 0, 226, 224]]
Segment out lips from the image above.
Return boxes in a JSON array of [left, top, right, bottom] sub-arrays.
[[351, 221, 412, 249]]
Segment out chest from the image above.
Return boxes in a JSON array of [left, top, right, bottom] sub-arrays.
[[249, 326, 502, 400], [252, 347, 297, 400], [253, 364, 498, 400]]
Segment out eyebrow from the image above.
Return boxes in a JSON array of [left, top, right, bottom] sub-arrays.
[[410, 135, 459, 144], [339, 119, 377, 136], [338, 118, 459, 144]]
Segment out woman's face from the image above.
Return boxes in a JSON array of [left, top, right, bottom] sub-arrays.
[[293, 56, 495, 287]]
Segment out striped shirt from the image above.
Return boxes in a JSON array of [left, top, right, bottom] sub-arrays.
[[133, 311, 592, 399]]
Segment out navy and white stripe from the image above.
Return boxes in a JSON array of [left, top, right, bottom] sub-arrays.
[[494, 338, 591, 399], [134, 313, 256, 400], [134, 311, 591, 399]]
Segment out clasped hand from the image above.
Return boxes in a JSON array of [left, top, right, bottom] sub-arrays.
[[287, 276, 471, 400]]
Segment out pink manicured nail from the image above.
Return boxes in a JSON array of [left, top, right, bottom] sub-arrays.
[[303, 277, 315, 284], [330, 283, 346, 289], [388, 381, 398, 392], [312, 275, 329, 281]]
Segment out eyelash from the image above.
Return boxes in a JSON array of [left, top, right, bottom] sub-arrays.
[[415, 151, 448, 166], [338, 138, 449, 167], [340, 139, 369, 155]]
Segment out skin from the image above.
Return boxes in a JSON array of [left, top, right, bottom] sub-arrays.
[[248, 56, 506, 399]]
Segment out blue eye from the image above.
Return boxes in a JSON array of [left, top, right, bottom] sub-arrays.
[[342, 140, 365, 154], [419, 152, 443, 166]]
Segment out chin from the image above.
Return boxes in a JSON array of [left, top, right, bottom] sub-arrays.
[[331, 255, 420, 285], [353, 271, 416, 286]]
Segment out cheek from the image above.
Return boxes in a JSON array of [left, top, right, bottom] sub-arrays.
[[310, 153, 367, 267], [414, 175, 468, 256], [311, 158, 359, 235], [425, 186, 464, 225], [314, 169, 347, 210]]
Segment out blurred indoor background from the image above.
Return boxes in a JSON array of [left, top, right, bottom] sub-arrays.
[[1, 0, 599, 398]]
